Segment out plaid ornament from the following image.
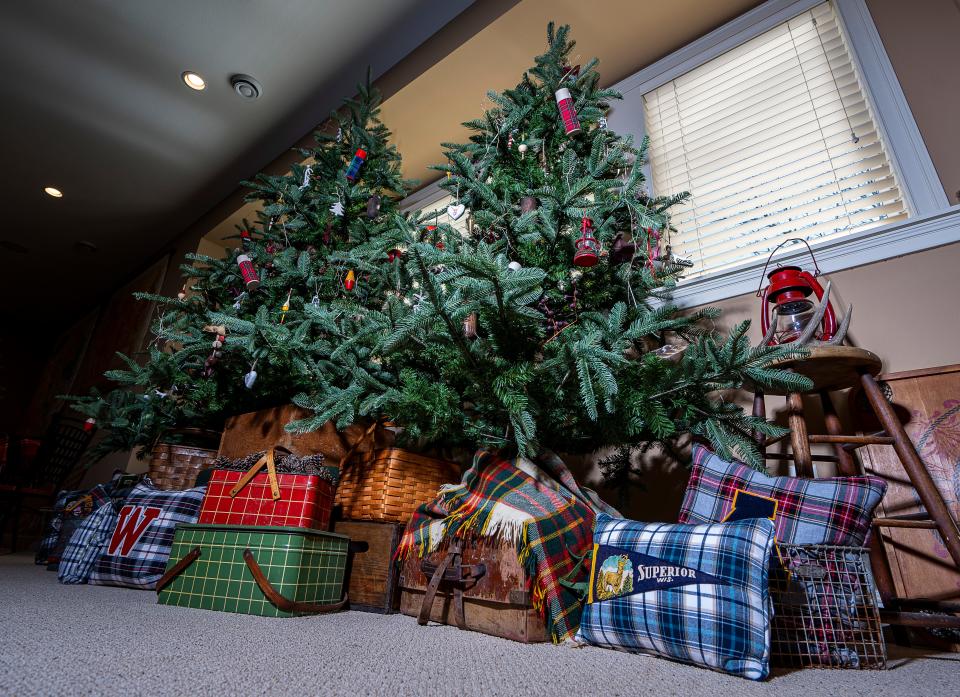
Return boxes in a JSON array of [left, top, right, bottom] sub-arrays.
[[56, 486, 116, 585], [576, 514, 777, 681], [679, 446, 886, 546], [89, 478, 205, 590]]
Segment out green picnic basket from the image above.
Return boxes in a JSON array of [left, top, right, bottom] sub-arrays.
[[156, 523, 348, 617]]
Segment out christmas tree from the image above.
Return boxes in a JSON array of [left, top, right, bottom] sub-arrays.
[[71, 77, 411, 459], [289, 24, 810, 469]]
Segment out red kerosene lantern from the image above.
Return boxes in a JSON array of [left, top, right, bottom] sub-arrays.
[[758, 239, 837, 345], [573, 217, 601, 267]]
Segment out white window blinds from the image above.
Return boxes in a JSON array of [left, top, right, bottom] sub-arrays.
[[402, 191, 471, 236], [643, 1, 907, 279]]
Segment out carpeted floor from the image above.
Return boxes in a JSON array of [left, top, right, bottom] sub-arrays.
[[1, 554, 958, 697]]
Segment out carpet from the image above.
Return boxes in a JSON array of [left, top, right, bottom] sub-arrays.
[[1, 554, 957, 696]]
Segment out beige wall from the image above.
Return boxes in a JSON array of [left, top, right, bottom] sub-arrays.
[[866, 0, 960, 204]]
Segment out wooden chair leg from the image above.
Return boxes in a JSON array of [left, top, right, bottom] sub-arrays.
[[787, 392, 813, 477], [860, 371, 960, 572], [819, 390, 858, 476]]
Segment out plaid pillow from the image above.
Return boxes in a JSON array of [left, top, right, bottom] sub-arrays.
[[89, 478, 205, 590], [35, 489, 83, 565], [57, 486, 117, 585], [576, 513, 776, 681], [679, 446, 886, 546]]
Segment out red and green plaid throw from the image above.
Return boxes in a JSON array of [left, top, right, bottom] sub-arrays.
[[397, 450, 619, 643]]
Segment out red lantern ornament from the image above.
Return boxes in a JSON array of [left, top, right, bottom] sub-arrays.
[[345, 148, 367, 182], [83, 417, 97, 433], [240, 229, 252, 249], [573, 217, 601, 267], [344, 269, 356, 291], [386, 249, 402, 263], [758, 240, 838, 345], [236, 254, 260, 291], [555, 87, 581, 135]]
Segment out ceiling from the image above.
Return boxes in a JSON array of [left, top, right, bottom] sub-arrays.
[[0, 0, 762, 330], [0, 0, 474, 327]]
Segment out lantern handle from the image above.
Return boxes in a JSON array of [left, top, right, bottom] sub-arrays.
[[755, 238, 821, 297]]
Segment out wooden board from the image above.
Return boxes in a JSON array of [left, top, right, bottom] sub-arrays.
[[398, 540, 548, 643], [333, 520, 401, 614], [217, 406, 390, 461], [855, 364, 960, 646]]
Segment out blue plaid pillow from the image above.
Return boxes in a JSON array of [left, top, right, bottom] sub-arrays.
[[89, 479, 205, 590], [35, 489, 83, 565], [576, 513, 776, 681], [57, 486, 117, 585], [679, 445, 886, 546]]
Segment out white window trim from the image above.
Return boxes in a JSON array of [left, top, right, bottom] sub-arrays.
[[607, 0, 956, 306], [401, 0, 958, 308]]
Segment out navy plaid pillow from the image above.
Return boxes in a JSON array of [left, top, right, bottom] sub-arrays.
[[57, 486, 117, 585], [89, 478, 205, 590], [576, 513, 776, 681], [679, 446, 886, 546], [35, 489, 83, 565]]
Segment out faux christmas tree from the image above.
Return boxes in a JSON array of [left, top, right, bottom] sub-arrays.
[[71, 77, 412, 459], [290, 24, 810, 469]]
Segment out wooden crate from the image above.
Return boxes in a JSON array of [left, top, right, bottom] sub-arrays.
[[399, 539, 548, 643], [854, 364, 960, 645], [333, 520, 401, 613]]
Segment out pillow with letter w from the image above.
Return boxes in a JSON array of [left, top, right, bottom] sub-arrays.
[[89, 478, 206, 590], [576, 513, 777, 681], [679, 445, 886, 546]]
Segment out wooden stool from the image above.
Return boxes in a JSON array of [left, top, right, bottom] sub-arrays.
[[753, 346, 960, 631]]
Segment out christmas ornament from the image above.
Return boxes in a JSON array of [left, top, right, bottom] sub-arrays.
[[244, 367, 258, 389], [757, 239, 850, 346], [507, 261, 522, 272], [518, 143, 528, 159], [345, 148, 367, 182], [555, 87, 581, 135], [598, 116, 608, 130], [386, 249, 403, 263], [573, 217, 600, 267], [520, 196, 539, 214], [329, 199, 345, 217], [83, 417, 96, 432], [447, 203, 466, 220], [233, 292, 246, 310], [299, 165, 313, 190], [463, 312, 478, 338], [507, 129, 517, 149], [652, 344, 686, 362], [610, 232, 636, 265], [240, 229, 252, 249], [366, 194, 381, 219], [561, 63, 581, 82], [236, 254, 260, 290], [344, 269, 356, 291], [279, 289, 292, 324], [177, 290, 187, 301]]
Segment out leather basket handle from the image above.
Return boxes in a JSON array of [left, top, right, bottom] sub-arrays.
[[156, 547, 202, 593], [242, 549, 347, 614]]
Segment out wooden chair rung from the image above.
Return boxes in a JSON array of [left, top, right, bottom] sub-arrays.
[[807, 434, 895, 446], [764, 452, 841, 464], [873, 517, 938, 529]]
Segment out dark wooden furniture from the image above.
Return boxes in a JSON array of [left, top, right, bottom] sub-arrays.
[[0, 415, 95, 553], [752, 346, 960, 634]]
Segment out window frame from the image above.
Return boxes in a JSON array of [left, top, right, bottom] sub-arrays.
[[607, 0, 956, 306]]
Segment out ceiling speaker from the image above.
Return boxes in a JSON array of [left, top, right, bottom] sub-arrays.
[[230, 74, 262, 100]]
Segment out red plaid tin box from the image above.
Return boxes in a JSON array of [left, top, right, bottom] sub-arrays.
[[198, 447, 338, 530]]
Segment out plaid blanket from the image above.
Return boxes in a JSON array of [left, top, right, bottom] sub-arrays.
[[397, 450, 619, 643]]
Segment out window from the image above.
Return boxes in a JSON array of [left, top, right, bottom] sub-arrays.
[[642, 1, 907, 279], [401, 189, 471, 236]]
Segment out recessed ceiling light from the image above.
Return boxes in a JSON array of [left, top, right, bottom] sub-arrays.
[[182, 71, 206, 90], [44, 186, 63, 198]]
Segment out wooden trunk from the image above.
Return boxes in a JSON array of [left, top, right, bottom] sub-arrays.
[[217, 406, 389, 460], [854, 364, 960, 649], [398, 539, 548, 643], [333, 520, 401, 614]]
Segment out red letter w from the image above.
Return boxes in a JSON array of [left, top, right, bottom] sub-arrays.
[[107, 505, 161, 556]]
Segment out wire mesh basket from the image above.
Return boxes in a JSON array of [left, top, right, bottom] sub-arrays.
[[770, 544, 886, 669]]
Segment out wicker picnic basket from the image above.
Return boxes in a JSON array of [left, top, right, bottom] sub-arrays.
[[147, 429, 220, 491], [335, 424, 460, 523]]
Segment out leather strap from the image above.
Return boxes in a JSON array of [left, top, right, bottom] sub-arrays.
[[229, 447, 288, 501], [242, 549, 347, 613], [417, 539, 483, 630], [419, 559, 486, 584], [155, 547, 201, 593]]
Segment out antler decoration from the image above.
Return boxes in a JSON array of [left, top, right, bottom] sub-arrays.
[[763, 280, 852, 347]]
